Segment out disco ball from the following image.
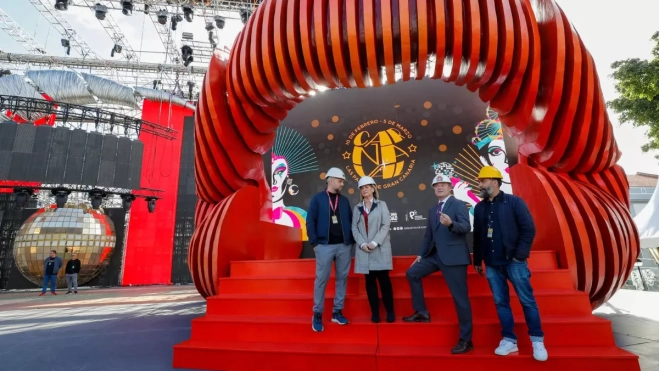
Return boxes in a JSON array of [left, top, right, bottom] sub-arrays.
[[13, 204, 117, 289]]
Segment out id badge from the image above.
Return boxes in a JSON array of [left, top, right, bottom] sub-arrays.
[[487, 228, 493, 238], [332, 215, 339, 224]]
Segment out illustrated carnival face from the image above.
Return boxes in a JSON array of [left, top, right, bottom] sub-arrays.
[[473, 108, 510, 185], [271, 155, 289, 203]]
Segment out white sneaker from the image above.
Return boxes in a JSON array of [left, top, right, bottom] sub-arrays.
[[494, 339, 518, 356], [532, 341, 548, 361]]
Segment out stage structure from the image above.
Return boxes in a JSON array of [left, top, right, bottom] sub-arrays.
[[176, 0, 641, 369]]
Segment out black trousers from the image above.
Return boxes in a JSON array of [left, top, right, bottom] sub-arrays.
[[365, 270, 394, 314]]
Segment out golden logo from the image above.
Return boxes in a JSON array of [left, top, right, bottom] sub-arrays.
[[343, 119, 417, 189]]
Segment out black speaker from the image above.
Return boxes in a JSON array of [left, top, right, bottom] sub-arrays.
[[114, 137, 132, 189], [44, 126, 71, 184], [63, 129, 87, 184], [81, 132, 103, 186], [97, 135, 118, 187], [128, 140, 144, 190], [0, 122, 17, 179], [27, 125, 54, 182]]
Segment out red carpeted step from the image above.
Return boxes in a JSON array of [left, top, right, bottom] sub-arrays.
[[217, 269, 575, 295], [376, 345, 641, 371], [190, 316, 377, 344], [173, 340, 377, 371], [378, 316, 616, 347], [188, 315, 616, 347], [206, 291, 593, 320], [229, 251, 558, 277]]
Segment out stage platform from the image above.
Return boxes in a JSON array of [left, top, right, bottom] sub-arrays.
[[0, 285, 657, 371]]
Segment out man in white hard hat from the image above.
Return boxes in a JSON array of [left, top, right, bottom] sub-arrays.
[[306, 167, 356, 332], [402, 174, 474, 354]]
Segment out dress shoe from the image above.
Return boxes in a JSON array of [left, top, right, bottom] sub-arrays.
[[402, 312, 431, 322], [371, 313, 380, 323], [451, 340, 474, 354], [386, 312, 395, 323]]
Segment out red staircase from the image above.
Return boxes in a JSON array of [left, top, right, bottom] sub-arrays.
[[173, 251, 640, 371]]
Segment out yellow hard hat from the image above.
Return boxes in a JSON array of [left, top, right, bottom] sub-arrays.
[[477, 166, 503, 179]]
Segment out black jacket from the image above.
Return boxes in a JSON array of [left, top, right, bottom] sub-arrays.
[[65, 259, 81, 274]]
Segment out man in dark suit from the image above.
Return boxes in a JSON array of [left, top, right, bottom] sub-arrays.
[[403, 174, 474, 354]]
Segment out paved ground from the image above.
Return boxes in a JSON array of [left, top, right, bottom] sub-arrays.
[[0, 286, 657, 371]]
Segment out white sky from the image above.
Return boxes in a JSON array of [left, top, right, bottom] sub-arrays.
[[1, 0, 658, 175]]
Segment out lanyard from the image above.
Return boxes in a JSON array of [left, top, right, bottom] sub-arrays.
[[327, 191, 338, 214]]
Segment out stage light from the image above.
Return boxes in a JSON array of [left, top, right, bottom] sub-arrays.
[[121, 194, 136, 212], [157, 9, 168, 25], [94, 4, 108, 20], [0, 69, 11, 77], [13, 188, 34, 209], [240, 9, 251, 24], [54, 0, 69, 11], [143, 4, 149, 14], [51, 188, 71, 208], [181, 45, 193, 67], [110, 44, 122, 57], [183, 5, 194, 22], [214, 15, 225, 29], [146, 198, 157, 213], [205, 22, 215, 31], [121, 1, 133, 15], [88, 189, 106, 210], [60, 39, 70, 55]]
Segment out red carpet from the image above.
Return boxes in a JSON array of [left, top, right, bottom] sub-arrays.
[[173, 252, 640, 370]]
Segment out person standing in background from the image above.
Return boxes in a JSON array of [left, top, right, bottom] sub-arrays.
[[40, 250, 62, 296], [65, 253, 81, 294], [351, 176, 395, 323]]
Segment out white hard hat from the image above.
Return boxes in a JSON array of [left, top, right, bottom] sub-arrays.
[[358, 176, 376, 188], [432, 174, 452, 186], [325, 167, 346, 180]]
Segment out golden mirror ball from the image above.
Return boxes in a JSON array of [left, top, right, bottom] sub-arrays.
[[13, 203, 117, 289]]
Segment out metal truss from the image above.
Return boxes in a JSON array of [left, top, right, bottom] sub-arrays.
[[0, 9, 48, 55], [0, 181, 162, 197], [79, 0, 139, 61], [28, 0, 101, 59], [69, 0, 263, 14], [0, 52, 205, 94], [0, 94, 178, 140], [148, 11, 181, 65]]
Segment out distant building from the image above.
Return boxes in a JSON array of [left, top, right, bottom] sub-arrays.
[[628, 172, 658, 216]]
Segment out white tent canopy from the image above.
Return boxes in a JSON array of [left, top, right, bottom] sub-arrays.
[[633, 180, 659, 249]]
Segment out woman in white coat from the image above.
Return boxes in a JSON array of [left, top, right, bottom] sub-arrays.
[[351, 176, 395, 323]]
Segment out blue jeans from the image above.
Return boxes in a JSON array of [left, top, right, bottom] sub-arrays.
[[485, 260, 544, 343], [42, 275, 57, 293]]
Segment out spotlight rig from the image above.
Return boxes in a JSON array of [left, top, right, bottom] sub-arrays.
[[110, 44, 122, 57], [54, 0, 70, 11], [181, 45, 193, 67], [183, 5, 194, 22], [94, 3, 108, 20], [121, 1, 133, 16], [214, 15, 225, 29], [157, 9, 168, 25], [4, 183, 163, 213], [240, 9, 251, 25], [51, 188, 72, 208], [60, 39, 71, 55]]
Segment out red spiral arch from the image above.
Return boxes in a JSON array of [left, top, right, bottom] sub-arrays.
[[189, 0, 639, 308]]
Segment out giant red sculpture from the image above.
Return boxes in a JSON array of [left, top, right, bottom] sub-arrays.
[[190, 0, 637, 307], [176, 0, 641, 369]]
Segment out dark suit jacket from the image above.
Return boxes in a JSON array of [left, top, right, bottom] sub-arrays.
[[418, 196, 472, 266]]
